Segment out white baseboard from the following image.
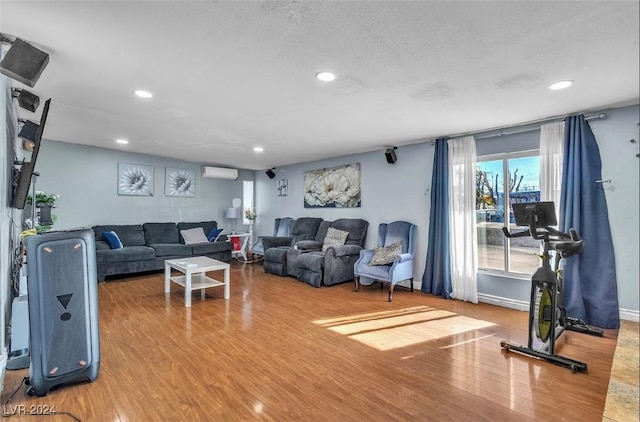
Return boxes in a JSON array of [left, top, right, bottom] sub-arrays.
[[619, 308, 640, 323], [478, 293, 640, 323], [477, 293, 529, 312]]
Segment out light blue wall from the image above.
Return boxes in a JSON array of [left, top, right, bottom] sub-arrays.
[[20, 104, 640, 316], [254, 105, 640, 316], [590, 105, 639, 314], [34, 141, 253, 229], [254, 142, 434, 287]]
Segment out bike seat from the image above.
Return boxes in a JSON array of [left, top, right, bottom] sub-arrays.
[[551, 239, 583, 256]]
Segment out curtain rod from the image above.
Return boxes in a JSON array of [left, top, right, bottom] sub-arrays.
[[443, 112, 607, 142]]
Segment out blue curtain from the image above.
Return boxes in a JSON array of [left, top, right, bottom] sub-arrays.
[[422, 138, 452, 298], [559, 115, 620, 329]]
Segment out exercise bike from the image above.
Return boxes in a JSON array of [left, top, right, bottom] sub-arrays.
[[500, 201, 603, 373]]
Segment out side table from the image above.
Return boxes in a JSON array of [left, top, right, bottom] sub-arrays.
[[228, 232, 251, 261]]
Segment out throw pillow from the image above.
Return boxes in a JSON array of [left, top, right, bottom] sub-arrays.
[[207, 228, 224, 242], [102, 231, 123, 249], [370, 241, 403, 266], [322, 227, 349, 252], [181, 227, 209, 245]]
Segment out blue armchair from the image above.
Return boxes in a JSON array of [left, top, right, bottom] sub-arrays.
[[353, 221, 417, 301]]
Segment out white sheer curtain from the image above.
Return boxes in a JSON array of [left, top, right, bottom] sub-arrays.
[[540, 121, 565, 220], [447, 136, 478, 303]]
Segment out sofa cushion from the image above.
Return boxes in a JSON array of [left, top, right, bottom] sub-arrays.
[[297, 251, 325, 272], [191, 241, 232, 255], [95, 240, 110, 251], [370, 241, 402, 265], [143, 222, 179, 245], [331, 218, 369, 247], [177, 221, 218, 244], [181, 227, 209, 245], [151, 244, 193, 257], [96, 246, 156, 263], [93, 225, 146, 247], [315, 221, 333, 243], [295, 240, 323, 251], [322, 227, 348, 252], [290, 217, 323, 244], [207, 228, 224, 242], [102, 231, 123, 249]]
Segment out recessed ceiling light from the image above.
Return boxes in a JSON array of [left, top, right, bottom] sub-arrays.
[[253, 147, 264, 152], [315, 71, 336, 82], [548, 80, 574, 90], [116, 139, 129, 145], [134, 90, 153, 98]]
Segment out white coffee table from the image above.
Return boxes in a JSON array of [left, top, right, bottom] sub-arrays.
[[164, 256, 230, 307]]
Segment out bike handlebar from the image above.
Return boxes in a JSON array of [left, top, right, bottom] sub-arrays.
[[502, 214, 580, 242], [502, 202, 583, 256], [502, 227, 530, 238]]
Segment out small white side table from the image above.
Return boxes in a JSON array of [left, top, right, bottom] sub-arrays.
[[164, 256, 230, 307], [228, 232, 251, 261]]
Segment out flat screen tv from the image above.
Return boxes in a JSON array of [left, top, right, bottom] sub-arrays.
[[11, 98, 51, 209]]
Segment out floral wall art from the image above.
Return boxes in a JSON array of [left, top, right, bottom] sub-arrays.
[[165, 167, 195, 197], [118, 163, 154, 196], [277, 179, 288, 197], [304, 163, 361, 208]]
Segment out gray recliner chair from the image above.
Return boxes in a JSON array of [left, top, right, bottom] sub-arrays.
[[354, 221, 417, 301], [251, 217, 295, 258], [262, 217, 323, 276], [296, 218, 369, 288]]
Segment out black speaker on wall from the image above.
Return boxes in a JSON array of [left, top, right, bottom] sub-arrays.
[[18, 120, 39, 142], [13, 89, 40, 112], [24, 229, 100, 397], [0, 38, 50, 87], [385, 147, 397, 164], [266, 168, 276, 179]]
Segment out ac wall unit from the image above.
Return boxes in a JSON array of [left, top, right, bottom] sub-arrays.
[[201, 166, 238, 180]]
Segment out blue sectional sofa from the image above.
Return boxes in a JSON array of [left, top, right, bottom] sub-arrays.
[[92, 220, 232, 281]]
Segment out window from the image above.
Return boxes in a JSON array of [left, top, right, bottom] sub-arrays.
[[242, 180, 254, 225], [476, 151, 541, 275]]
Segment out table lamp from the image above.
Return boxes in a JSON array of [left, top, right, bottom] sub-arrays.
[[225, 207, 242, 234]]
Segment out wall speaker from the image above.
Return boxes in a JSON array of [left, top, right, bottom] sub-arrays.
[[24, 229, 100, 397], [385, 147, 397, 164], [266, 168, 276, 179], [18, 120, 39, 142], [13, 89, 40, 112], [0, 38, 49, 87]]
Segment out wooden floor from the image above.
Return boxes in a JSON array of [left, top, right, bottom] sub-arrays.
[[2, 262, 619, 421]]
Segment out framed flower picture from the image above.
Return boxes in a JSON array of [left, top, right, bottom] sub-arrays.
[[277, 179, 288, 197], [165, 167, 195, 197], [304, 163, 361, 208], [118, 163, 154, 196]]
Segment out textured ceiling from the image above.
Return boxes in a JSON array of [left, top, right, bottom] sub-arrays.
[[1, 1, 638, 170]]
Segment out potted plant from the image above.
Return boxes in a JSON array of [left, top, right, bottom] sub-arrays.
[[26, 191, 59, 232]]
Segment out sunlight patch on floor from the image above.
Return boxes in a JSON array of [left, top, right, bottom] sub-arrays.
[[314, 306, 495, 351], [438, 333, 497, 349]]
